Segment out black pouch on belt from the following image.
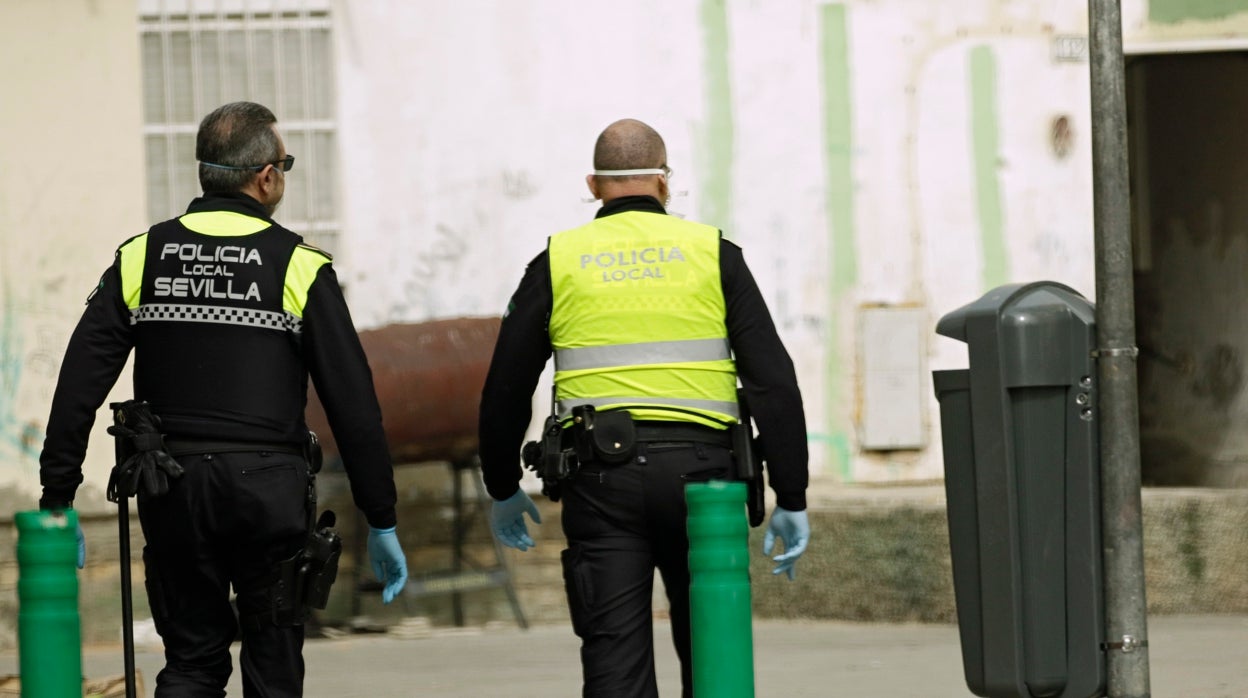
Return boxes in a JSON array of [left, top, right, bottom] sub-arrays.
[[573, 405, 636, 465]]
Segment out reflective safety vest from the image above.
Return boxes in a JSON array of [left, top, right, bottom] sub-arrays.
[[116, 208, 330, 441], [547, 210, 739, 428]]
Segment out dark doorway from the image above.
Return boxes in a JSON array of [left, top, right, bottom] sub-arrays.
[[1129, 51, 1248, 486]]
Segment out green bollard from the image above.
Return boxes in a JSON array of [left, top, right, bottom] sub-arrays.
[[686, 480, 754, 698], [16, 509, 82, 698]]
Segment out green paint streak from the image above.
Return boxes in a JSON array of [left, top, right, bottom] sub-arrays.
[[0, 293, 35, 459], [0, 295, 17, 429], [821, 4, 857, 294], [1149, 0, 1248, 24], [810, 432, 853, 482], [820, 4, 854, 482], [698, 0, 735, 229], [970, 46, 1008, 291]]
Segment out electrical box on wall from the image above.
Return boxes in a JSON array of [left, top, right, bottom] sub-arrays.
[[858, 305, 927, 450]]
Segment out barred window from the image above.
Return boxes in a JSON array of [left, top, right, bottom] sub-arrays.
[[139, 0, 339, 252]]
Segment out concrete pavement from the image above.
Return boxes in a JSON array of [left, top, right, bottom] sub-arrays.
[[3, 615, 1246, 696]]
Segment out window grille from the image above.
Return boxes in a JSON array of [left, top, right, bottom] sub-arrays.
[[139, 1, 339, 252]]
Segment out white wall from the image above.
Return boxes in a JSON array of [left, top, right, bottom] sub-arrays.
[[0, 0, 146, 507], [332, 0, 1099, 483], [8, 0, 1248, 503]]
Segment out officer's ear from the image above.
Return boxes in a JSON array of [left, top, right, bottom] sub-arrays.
[[585, 174, 601, 201], [256, 164, 279, 194]]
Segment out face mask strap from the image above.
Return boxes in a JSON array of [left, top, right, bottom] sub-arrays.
[[592, 168, 667, 177]]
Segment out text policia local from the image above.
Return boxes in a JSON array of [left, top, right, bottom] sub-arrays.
[[581, 247, 686, 282]]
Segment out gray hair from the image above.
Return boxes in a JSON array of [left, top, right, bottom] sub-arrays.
[[195, 102, 281, 193]]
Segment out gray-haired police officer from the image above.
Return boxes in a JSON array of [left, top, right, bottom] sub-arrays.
[[39, 102, 408, 697]]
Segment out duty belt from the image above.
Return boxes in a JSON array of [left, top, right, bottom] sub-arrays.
[[633, 422, 732, 448], [163, 438, 304, 458]]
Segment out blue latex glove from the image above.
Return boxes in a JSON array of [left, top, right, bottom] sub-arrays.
[[366, 526, 408, 604], [490, 489, 541, 552], [763, 507, 810, 580], [75, 524, 85, 569]]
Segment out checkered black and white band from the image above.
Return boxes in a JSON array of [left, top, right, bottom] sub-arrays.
[[131, 303, 301, 333]]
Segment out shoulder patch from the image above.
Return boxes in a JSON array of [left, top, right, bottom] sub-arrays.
[[85, 269, 108, 304], [297, 243, 332, 261], [116, 231, 148, 254]]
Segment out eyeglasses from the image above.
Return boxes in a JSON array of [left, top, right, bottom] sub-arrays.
[[199, 154, 295, 173], [269, 154, 295, 172]]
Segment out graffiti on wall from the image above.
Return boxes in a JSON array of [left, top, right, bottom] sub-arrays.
[[386, 220, 471, 322], [0, 292, 59, 471], [385, 169, 542, 322]]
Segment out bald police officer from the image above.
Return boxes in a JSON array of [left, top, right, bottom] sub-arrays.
[[479, 118, 811, 697]]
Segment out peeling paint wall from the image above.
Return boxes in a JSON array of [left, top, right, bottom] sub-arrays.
[[0, 0, 145, 507], [331, 0, 1104, 484], [8, 1, 1248, 502], [849, 0, 1098, 482], [1123, 0, 1248, 50]]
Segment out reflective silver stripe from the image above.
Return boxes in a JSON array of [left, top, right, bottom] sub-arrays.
[[554, 338, 731, 372], [131, 303, 301, 333], [558, 396, 739, 421]]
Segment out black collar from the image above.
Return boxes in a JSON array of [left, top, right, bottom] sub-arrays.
[[185, 192, 273, 221], [595, 195, 667, 219]]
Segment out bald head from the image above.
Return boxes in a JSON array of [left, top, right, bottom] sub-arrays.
[[593, 119, 667, 172], [587, 119, 670, 204]]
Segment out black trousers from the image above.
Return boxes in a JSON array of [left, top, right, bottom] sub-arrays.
[[561, 439, 734, 698], [137, 450, 310, 697]]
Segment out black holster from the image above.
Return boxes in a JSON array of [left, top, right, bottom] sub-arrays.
[[269, 511, 342, 626], [305, 431, 323, 474], [733, 392, 766, 528], [255, 443, 339, 629], [522, 415, 577, 502]]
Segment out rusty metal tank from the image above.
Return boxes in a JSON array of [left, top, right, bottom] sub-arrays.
[[305, 316, 502, 466]]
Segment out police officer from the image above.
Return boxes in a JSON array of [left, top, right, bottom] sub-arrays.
[[38, 101, 408, 697], [479, 118, 811, 697]]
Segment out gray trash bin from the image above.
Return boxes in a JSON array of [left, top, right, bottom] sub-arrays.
[[933, 281, 1105, 698]]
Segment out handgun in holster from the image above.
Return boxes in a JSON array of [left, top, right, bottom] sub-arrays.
[[269, 517, 342, 626], [268, 433, 340, 626], [732, 391, 766, 528], [522, 413, 576, 502]]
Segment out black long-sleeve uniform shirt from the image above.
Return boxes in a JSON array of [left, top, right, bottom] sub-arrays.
[[39, 193, 398, 529], [479, 195, 809, 511]]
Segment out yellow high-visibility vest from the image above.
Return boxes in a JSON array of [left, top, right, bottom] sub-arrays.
[[118, 209, 329, 322], [547, 210, 738, 428]]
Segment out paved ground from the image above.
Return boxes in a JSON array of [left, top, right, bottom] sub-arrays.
[[3, 615, 1246, 696]]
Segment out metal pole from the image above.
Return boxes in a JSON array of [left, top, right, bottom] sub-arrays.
[[1087, 0, 1151, 695], [451, 460, 465, 627], [119, 500, 138, 698]]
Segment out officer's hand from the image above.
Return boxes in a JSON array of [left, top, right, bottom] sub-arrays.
[[763, 507, 810, 580], [366, 526, 408, 604], [490, 489, 541, 552], [76, 523, 86, 569]]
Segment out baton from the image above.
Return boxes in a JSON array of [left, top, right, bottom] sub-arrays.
[[110, 402, 138, 698]]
